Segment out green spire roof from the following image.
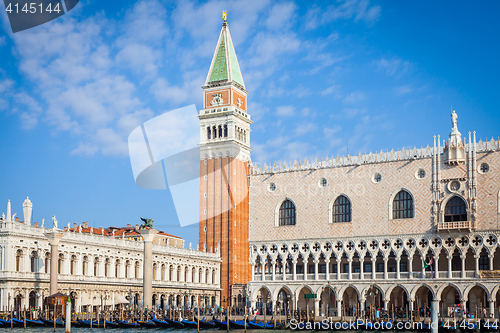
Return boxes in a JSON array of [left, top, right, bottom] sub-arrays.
[[205, 22, 245, 89]]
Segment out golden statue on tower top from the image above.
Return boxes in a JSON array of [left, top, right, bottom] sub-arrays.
[[222, 10, 227, 22]]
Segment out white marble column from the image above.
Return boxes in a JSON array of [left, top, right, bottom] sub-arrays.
[[139, 228, 157, 310], [45, 232, 64, 295], [360, 258, 364, 280], [489, 255, 494, 271], [337, 259, 342, 280], [384, 259, 388, 279], [409, 257, 413, 279], [262, 263, 265, 281], [371, 259, 376, 279], [461, 256, 466, 278], [272, 261, 276, 281], [348, 259, 352, 280], [447, 256, 452, 278], [304, 261, 308, 280], [474, 255, 480, 277], [396, 257, 400, 279], [293, 260, 297, 281], [314, 260, 319, 281], [325, 260, 330, 280]]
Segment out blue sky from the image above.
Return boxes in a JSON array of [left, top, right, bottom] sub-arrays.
[[1, 0, 499, 247]]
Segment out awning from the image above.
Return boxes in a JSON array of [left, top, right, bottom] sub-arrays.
[[114, 294, 129, 304]]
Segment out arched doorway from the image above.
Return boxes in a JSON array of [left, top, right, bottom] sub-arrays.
[[319, 285, 336, 317], [296, 286, 314, 318], [440, 285, 460, 318], [276, 287, 292, 315], [342, 286, 359, 317], [14, 294, 22, 315], [29, 291, 36, 310], [466, 285, 488, 317], [256, 287, 272, 315], [389, 286, 408, 317], [413, 285, 433, 316]]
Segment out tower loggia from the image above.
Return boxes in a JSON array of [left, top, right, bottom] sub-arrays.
[[198, 16, 252, 303]]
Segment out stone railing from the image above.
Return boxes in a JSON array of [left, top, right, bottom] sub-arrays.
[[253, 270, 478, 283]]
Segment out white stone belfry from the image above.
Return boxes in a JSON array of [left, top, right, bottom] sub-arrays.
[[6, 199, 11, 222], [443, 109, 466, 165], [23, 197, 32, 226]]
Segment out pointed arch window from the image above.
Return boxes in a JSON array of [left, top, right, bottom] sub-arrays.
[[218, 125, 222, 138], [444, 196, 467, 222], [393, 190, 414, 219], [207, 127, 211, 139], [224, 125, 228, 137], [212, 126, 217, 138], [30, 251, 37, 272], [44, 253, 50, 273], [70, 255, 76, 275], [279, 199, 296, 226], [16, 250, 22, 272], [332, 195, 351, 223], [82, 256, 88, 276]]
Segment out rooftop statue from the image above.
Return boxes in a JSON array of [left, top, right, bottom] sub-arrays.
[[140, 217, 154, 229], [451, 109, 458, 130], [52, 215, 58, 229]]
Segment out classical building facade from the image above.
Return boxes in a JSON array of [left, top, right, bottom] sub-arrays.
[[0, 198, 221, 313], [247, 114, 500, 317], [198, 18, 251, 305]]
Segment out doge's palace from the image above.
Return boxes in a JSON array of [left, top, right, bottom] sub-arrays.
[[247, 111, 500, 318], [0, 198, 221, 313]]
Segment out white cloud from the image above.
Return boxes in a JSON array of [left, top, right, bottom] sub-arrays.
[[343, 91, 365, 104], [321, 84, 342, 98], [151, 75, 204, 106], [295, 122, 317, 135], [324, 125, 341, 138], [306, 0, 381, 29], [265, 3, 296, 30], [14, 92, 43, 129], [376, 58, 411, 76], [276, 105, 295, 116], [0, 78, 14, 93], [396, 85, 412, 95]]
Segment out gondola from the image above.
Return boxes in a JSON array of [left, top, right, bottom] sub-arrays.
[[194, 316, 217, 329], [460, 320, 480, 333], [164, 316, 185, 328], [118, 320, 141, 328], [229, 319, 247, 329], [24, 318, 47, 327], [70, 320, 84, 328], [40, 318, 65, 328], [440, 321, 460, 333], [138, 320, 157, 328], [0, 318, 23, 328], [152, 318, 171, 328], [480, 320, 499, 333], [181, 318, 200, 328], [104, 320, 120, 328], [415, 320, 431, 333], [213, 317, 229, 330]]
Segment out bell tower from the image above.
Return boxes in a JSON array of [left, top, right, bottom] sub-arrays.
[[199, 13, 252, 304]]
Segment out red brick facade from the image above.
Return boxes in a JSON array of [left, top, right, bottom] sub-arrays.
[[199, 156, 250, 303]]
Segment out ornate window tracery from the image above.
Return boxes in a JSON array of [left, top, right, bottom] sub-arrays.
[[332, 195, 351, 223], [444, 196, 467, 222], [393, 190, 414, 219], [279, 199, 296, 226]]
